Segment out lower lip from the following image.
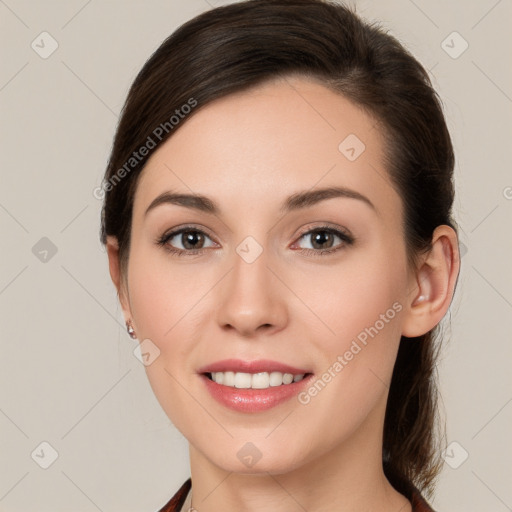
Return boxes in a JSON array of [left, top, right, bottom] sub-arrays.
[[200, 374, 313, 412]]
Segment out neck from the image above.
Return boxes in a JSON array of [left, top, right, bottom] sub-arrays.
[[186, 400, 411, 512]]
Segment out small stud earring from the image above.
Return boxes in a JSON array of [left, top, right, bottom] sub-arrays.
[[414, 294, 428, 304], [126, 321, 137, 339]]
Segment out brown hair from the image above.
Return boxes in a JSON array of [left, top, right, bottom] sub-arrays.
[[99, 0, 457, 498]]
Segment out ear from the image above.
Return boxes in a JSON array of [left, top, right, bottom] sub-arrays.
[[401, 225, 460, 338], [105, 235, 133, 324]]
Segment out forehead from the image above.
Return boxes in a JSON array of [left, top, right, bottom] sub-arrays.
[[133, 76, 401, 223]]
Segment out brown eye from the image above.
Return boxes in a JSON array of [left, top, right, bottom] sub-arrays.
[[179, 230, 206, 250], [308, 230, 336, 250], [157, 227, 216, 255], [294, 226, 354, 255]]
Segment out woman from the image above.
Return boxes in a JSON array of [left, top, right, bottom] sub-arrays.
[[99, 1, 460, 510]]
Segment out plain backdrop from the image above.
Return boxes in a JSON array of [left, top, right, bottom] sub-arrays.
[[1, 1, 511, 511]]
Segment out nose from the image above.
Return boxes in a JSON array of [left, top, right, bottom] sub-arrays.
[[215, 244, 288, 337]]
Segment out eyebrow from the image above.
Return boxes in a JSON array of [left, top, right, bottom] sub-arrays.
[[144, 186, 376, 218]]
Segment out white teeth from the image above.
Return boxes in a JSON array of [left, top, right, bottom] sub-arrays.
[[234, 372, 252, 388], [251, 372, 270, 389], [282, 373, 294, 384], [210, 371, 306, 389], [223, 371, 235, 387]]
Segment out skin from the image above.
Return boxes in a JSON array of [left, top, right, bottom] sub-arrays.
[[106, 75, 460, 512]]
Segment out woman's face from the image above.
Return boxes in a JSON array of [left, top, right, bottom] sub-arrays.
[[119, 76, 418, 474]]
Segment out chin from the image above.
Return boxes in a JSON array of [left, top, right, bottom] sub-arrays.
[[205, 446, 307, 476]]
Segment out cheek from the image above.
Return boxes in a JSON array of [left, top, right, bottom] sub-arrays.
[[298, 246, 407, 351], [290, 258, 406, 443], [126, 251, 206, 431], [126, 250, 215, 410], [292, 240, 407, 418], [127, 247, 208, 342]]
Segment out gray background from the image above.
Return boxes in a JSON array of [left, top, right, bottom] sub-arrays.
[[1, 0, 511, 511]]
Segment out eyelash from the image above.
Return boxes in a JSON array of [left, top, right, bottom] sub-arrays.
[[155, 224, 354, 258]]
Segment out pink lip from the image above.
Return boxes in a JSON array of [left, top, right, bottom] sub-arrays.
[[197, 359, 313, 413], [197, 358, 311, 374], [199, 374, 314, 412]]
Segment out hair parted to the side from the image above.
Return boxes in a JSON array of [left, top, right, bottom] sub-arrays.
[[99, 0, 457, 498]]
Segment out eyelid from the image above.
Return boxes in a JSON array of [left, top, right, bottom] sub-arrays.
[[291, 222, 353, 243], [161, 223, 216, 237]]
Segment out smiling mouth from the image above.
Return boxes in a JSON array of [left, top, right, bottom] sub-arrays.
[[203, 371, 313, 389]]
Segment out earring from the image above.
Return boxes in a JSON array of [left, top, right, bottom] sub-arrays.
[[414, 294, 428, 304], [126, 320, 137, 339]]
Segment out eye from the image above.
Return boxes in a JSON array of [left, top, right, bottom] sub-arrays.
[[292, 225, 354, 256], [156, 226, 217, 256], [156, 224, 354, 257]]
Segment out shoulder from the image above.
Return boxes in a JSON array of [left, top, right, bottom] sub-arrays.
[[156, 478, 191, 512]]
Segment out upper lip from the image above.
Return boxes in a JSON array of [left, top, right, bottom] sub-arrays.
[[197, 359, 311, 375]]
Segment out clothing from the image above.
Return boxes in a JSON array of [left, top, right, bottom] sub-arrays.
[[156, 477, 437, 512]]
